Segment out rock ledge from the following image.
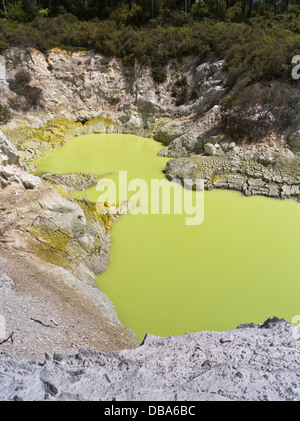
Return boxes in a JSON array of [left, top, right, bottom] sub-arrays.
[[1, 317, 299, 401]]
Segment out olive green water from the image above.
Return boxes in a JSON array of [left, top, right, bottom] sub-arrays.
[[36, 134, 300, 340]]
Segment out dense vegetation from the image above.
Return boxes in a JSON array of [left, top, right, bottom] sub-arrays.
[[0, 0, 299, 23], [0, 1, 299, 83], [0, 1, 299, 139]]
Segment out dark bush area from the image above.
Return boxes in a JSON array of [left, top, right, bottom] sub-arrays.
[[220, 82, 300, 142], [8, 70, 42, 107], [172, 76, 188, 106]]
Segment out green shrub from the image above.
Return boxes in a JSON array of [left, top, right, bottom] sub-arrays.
[[0, 103, 12, 125], [6, 3, 28, 22], [152, 65, 167, 83], [0, 33, 5, 52]]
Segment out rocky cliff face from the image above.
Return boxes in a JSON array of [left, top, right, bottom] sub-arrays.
[[1, 49, 225, 127], [0, 47, 299, 157], [0, 49, 228, 171], [0, 47, 299, 194], [0, 317, 299, 401]]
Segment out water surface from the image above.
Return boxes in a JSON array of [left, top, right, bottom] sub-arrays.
[[36, 134, 300, 340]]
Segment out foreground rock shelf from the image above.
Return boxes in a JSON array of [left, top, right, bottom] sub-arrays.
[[0, 317, 299, 401]]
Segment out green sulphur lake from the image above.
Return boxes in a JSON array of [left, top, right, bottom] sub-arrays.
[[36, 134, 300, 340]]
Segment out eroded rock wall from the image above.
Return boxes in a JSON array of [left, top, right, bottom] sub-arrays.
[[1, 47, 299, 178], [0, 48, 226, 156]]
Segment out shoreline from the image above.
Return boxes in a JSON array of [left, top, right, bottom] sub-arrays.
[[165, 154, 300, 202], [1, 122, 299, 356]]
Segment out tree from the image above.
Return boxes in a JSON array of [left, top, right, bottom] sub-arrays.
[[22, 0, 30, 15], [241, 0, 246, 15], [248, 0, 253, 16]]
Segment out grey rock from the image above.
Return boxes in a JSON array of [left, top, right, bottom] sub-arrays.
[[0, 270, 14, 291], [18, 171, 41, 190], [236, 323, 257, 329], [0, 318, 299, 401], [204, 143, 218, 156], [0, 131, 19, 166], [164, 154, 300, 201], [258, 153, 274, 165], [288, 129, 300, 152], [154, 121, 187, 146], [162, 132, 202, 157]]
